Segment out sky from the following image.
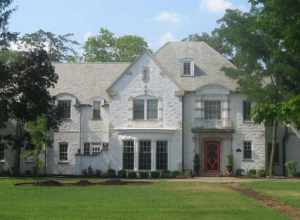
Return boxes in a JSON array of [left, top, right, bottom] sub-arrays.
[[10, 0, 250, 50]]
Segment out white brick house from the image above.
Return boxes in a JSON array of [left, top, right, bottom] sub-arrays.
[[1, 41, 299, 176]]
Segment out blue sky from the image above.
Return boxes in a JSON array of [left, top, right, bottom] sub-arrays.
[[10, 0, 250, 50]]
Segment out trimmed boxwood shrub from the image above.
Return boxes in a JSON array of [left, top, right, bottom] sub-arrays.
[[257, 169, 266, 177], [248, 169, 256, 177], [171, 171, 181, 178], [151, 171, 160, 178], [235, 169, 244, 176], [139, 171, 150, 179], [285, 160, 298, 177], [106, 169, 116, 178], [118, 170, 127, 178], [161, 170, 171, 178], [95, 169, 102, 177], [128, 171, 137, 179]]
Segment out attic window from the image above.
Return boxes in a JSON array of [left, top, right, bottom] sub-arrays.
[[183, 62, 191, 75], [142, 66, 150, 83]]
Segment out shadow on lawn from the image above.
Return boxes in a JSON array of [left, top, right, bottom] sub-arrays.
[[15, 179, 153, 187]]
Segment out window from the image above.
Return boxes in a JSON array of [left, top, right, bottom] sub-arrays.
[[133, 97, 158, 120], [0, 143, 4, 160], [243, 101, 252, 121], [59, 143, 68, 161], [267, 143, 279, 164], [58, 100, 71, 119], [84, 143, 90, 155], [133, 99, 144, 120], [183, 62, 191, 76], [204, 101, 221, 120], [147, 99, 158, 120], [93, 101, 101, 120], [142, 66, 150, 83], [123, 140, 134, 170], [139, 140, 151, 170], [156, 141, 168, 170], [243, 141, 252, 160], [92, 146, 101, 154]]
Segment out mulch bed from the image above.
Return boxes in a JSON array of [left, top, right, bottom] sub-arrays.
[[15, 179, 153, 187], [230, 183, 300, 220]]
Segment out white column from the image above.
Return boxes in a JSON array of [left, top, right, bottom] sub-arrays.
[[151, 140, 156, 171], [134, 138, 139, 171]]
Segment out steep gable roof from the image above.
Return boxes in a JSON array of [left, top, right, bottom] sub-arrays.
[[155, 41, 238, 91], [50, 63, 130, 103]]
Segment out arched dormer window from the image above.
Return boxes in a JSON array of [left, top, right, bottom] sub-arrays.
[[133, 96, 158, 120]]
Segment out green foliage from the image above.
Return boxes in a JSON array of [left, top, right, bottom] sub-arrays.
[[257, 169, 266, 178], [235, 169, 244, 176], [193, 154, 200, 176], [84, 28, 149, 62], [20, 29, 80, 62], [227, 154, 234, 167], [117, 170, 127, 178], [139, 171, 150, 179], [0, 0, 17, 48], [285, 160, 297, 177], [127, 171, 137, 179], [247, 169, 257, 177], [150, 171, 160, 178]]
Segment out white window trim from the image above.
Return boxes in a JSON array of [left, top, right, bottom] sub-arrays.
[[133, 96, 158, 121], [243, 141, 254, 161], [181, 58, 194, 77]]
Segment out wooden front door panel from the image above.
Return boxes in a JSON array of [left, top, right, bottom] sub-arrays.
[[204, 141, 220, 173]]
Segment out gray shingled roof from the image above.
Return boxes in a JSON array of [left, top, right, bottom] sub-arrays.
[[155, 41, 238, 91], [50, 63, 130, 103]]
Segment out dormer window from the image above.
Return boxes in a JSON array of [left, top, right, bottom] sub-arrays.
[[183, 62, 192, 76], [142, 66, 150, 83], [182, 58, 194, 76]]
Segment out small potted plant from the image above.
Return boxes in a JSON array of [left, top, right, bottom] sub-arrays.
[[226, 154, 234, 176]]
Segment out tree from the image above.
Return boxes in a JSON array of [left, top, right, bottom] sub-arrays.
[[20, 29, 80, 62], [215, 5, 300, 176], [24, 116, 50, 175], [183, 32, 233, 58], [84, 28, 149, 62], [0, 0, 17, 48]]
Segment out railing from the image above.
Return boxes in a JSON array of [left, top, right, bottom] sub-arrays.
[[192, 118, 233, 129]]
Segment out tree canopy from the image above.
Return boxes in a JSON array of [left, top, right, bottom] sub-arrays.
[[84, 28, 149, 62]]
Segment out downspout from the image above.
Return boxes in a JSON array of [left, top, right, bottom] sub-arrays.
[[282, 126, 289, 176], [182, 96, 184, 171]]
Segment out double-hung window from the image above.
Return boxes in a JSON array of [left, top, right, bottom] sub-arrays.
[[133, 97, 158, 120], [84, 143, 90, 155], [59, 143, 68, 161], [0, 142, 4, 161], [243, 101, 252, 122], [93, 101, 101, 120], [58, 100, 71, 120], [156, 141, 168, 170], [139, 140, 151, 170], [123, 140, 134, 170], [204, 100, 221, 120], [243, 141, 252, 160]]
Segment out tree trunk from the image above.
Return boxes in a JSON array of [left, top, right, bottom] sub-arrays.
[[14, 120, 24, 176], [268, 120, 278, 177]]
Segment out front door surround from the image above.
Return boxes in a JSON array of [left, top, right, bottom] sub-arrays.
[[204, 141, 220, 175]]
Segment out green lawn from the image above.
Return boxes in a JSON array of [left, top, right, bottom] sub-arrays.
[[0, 178, 289, 220], [242, 180, 300, 209]]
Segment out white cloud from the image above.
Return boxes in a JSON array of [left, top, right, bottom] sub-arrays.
[[154, 11, 181, 24], [200, 0, 234, 13], [159, 32, 176, 46]]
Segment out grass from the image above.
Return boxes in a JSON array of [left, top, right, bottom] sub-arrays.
[[242, 180, 300, 209], [0, 178, 289, 220]]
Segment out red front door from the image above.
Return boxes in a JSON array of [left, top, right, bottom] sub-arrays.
[[204, 141, 220, 175]]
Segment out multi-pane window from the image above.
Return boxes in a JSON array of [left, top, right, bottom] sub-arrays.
[[92, 146, 101, 154], [147, 99, 158, 120], [93, 101, 101, 120], [84, 143, 90, 155], [0, 143, 4, 160], [243, 101, 252, 121], [156, 141, 168, 170], [58, 100, 71, 119], [123, 140, 134, 170], [183, 62, 191, 76], [59, 143, 68, 161], [204, 101, 221, 120], [139, 140, 151, 170], [243, 141, 252, 160], [267, 143, 279, 164], [133, 97, 158, 120]]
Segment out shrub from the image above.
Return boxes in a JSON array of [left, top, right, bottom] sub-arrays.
[[118, 170, 127, 178], [82, 169, 88, 176], [235, 169, 244, 176], [285, 160, 298, 177], [193, 154, 200, 176], [248, 169, 257, 177], [87, 166, 94, 176], [107, 169, 116, 178], [95, 169, 102, 177], [151, 171, 160, 178], [139, 171, 150, 179], [161, 170, 171, 178], [128, 171, 137, 179], [257, 169, 266, 178], [183, 170, 192, 177], [171, 171, 181, 178]]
